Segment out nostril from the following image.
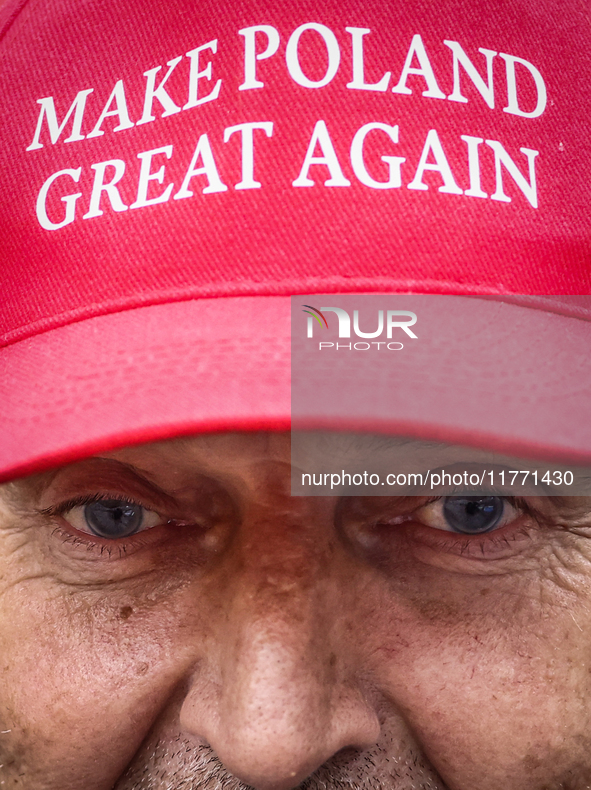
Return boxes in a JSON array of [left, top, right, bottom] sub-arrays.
[[179, 684, 382, 790]]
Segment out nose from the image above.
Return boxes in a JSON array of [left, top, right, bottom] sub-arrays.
[[178, 510, 381, 790]]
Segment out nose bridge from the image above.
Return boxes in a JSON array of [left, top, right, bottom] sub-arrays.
[[222, 566, 335, 741], [230, 487, 341, 632], [239, 503, 334, 609], [179, 505, 381, 790], [221, 503, 344, 717]]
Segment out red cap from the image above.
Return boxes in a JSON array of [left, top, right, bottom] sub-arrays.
[[1, 0, 590, 480]]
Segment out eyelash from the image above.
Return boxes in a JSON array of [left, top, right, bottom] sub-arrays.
[[43, 491, 542, 564], [411, 495, 540, 556], [42, 492, 141, 518], [41, 493, 166, 557]]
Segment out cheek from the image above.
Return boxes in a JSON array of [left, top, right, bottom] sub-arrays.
[[368, 572, 591, 789], [0, 576, 207, 789]]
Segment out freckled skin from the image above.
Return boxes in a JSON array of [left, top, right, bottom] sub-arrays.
[[0, 433, 591, 789]]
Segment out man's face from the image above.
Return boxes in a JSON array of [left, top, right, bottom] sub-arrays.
[[1, 432, 591, 790]]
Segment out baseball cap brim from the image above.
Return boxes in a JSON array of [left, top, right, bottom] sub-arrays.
[[1, 294, 590, 483]]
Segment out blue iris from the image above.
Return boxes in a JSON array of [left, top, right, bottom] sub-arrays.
[[443, 496, 504, 534], [84, 499, 143, 538]]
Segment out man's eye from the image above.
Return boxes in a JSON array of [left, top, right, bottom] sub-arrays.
[[415, 496, 517, 535], [64, 499, 162, 539]]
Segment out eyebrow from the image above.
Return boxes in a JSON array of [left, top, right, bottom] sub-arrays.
[[297, 431, 591, 467], [8, 457, 179, 514], [292, 432, 591, 498]]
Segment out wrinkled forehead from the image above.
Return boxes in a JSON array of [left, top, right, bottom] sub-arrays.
[[5, 432, 589, 501]]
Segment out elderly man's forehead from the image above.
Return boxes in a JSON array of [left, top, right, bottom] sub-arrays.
[[3, 431, 590, 500], [0, 433, 291, 504]]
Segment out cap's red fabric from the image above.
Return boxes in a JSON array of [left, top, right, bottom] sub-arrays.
[[1, 298, 291, 480], [0, 0, 590, 479], [293, 295, 591, 466]]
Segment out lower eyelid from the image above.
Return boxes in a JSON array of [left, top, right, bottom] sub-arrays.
[[409, 522, 534, 561], [51, 522, 170, 561]]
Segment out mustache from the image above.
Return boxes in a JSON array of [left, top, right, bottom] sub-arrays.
[[113, 736, 449, 790]]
